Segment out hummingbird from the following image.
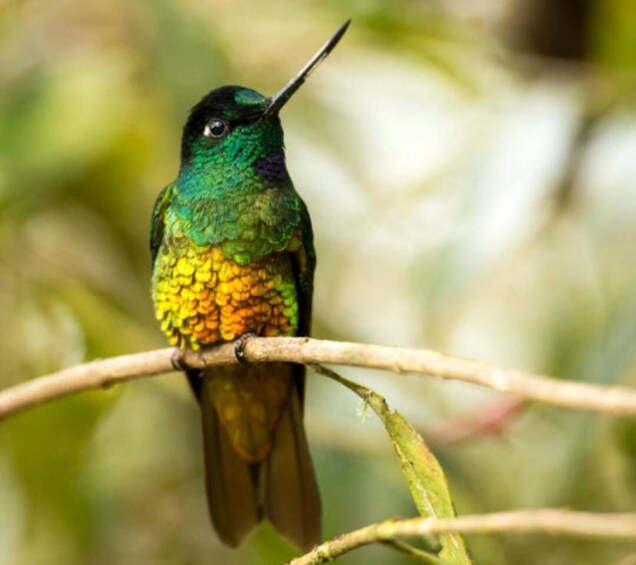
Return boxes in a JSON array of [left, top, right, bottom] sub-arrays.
[[150, 21, 350, 551]]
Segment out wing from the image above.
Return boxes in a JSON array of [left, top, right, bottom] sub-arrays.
[[261, 202, 320, 548], [289, 200, 316, 406], [291, 201, 316, 338], [150, 184, 177, 265]]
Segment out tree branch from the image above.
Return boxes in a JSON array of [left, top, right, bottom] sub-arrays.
[[288, 510, 636, 565], [426, 398, 527, 447], [1, 337, 636, 421]]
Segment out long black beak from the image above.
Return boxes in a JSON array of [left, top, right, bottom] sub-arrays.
[[262, 19, 351, 118]]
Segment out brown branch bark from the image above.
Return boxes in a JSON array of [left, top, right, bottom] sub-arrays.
[[1, 337, 636, 421], [289, 510, 636, 565]]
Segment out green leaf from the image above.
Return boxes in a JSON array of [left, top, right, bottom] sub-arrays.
[[316, 365, 473, 565]]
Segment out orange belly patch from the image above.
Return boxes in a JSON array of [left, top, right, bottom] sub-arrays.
[[153, 242, 299, 349]]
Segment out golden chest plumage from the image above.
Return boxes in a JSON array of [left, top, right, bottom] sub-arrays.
[[152, 241, 299, 350]]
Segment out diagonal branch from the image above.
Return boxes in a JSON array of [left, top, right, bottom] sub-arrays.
[[1, 337, 636, 421], [426, 398, 527, 447], [288, 510, 636, 565]]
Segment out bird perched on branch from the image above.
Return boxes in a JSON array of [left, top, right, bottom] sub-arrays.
[[150, 20, 350, 551]]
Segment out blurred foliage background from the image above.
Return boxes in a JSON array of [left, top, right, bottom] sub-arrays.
[[1, 0, 636, 563]]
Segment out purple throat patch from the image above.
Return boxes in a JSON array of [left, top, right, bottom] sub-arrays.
[[253, 152, 288, 180]]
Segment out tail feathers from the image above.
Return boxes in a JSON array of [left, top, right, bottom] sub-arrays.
[[200, 383, 261, 547], [262, 387, 321, 551], [194, 367, 321, 551]]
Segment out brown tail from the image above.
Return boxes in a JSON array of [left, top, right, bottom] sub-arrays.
[[261, 381, 321, 550], [188, 365, 321, 551]]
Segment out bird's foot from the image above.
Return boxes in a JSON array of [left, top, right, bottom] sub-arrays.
[[234, 332, 257, 363], [171, 348, 191, 371]]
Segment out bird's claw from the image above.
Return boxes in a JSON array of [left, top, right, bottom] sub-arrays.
[[171, 348, 191, 371], [234, 332, 257, 363]]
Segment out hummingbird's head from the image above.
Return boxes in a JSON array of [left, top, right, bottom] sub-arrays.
[[179, 19, 351, 174], [180, 86, 282, 168]]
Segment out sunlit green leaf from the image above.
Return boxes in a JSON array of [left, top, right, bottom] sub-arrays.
[[317, 366, 472, 565]]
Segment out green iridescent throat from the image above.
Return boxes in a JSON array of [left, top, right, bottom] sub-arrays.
[[172, 118, 300, 265]]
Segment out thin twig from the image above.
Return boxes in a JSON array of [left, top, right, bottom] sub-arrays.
[[426, 398, 527, 447], [381, 539, 445, 564], [288, 510, 636, 565], [2, 337, 636, 421]]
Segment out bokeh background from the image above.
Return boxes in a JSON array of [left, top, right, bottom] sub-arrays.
[[1, 1, 636, 563]]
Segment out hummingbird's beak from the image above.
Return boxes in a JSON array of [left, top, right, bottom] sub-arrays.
[[262, 19, 351, 119]]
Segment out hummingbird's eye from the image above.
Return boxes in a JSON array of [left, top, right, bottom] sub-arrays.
[[203, 119, 228, 139]]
